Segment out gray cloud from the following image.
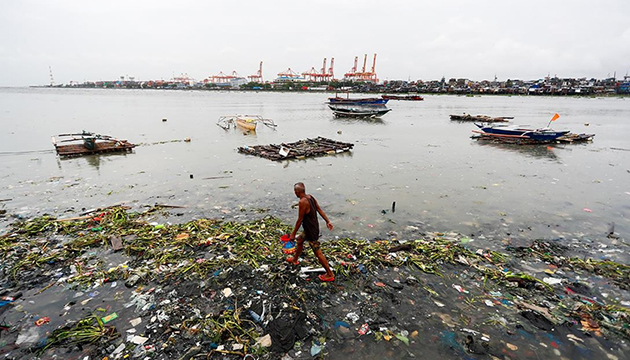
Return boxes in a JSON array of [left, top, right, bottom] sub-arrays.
[[1, 0, 629, 86]]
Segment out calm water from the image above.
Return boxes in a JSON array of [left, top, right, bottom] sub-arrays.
[[1, 88, 629, 257]]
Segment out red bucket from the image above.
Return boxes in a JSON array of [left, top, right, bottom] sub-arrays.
[[280, 234, 295, 254]]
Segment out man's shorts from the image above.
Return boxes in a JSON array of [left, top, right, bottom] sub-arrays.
[[298, 231, 321, 251]]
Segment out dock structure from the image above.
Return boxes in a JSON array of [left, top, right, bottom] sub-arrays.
[[238, 137, 354, 161]]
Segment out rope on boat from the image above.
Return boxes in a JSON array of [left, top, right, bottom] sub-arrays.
[[0, 149, 55, 156]]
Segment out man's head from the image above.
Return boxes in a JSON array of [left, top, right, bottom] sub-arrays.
[[294, 182, 305, 197]]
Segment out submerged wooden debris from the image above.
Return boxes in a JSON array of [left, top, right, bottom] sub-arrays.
[[450, 113, 513, 122], [472, 132, 595, 144], [238, 136, 354, 161], [52, 131, 136, 157]]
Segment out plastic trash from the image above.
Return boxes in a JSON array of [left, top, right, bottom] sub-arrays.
[[110, 235, 124, 251], [334, 321, 350, 329], [101, 313, 118, 323], [255, 334, 272, 348], [543, 277, 563, 285], [357, 264, 367, 274], [249, 310, 262, 323], [0, 293, 22, 302], [15, 326, 40, 346], [310, 342, 322, 356], [395, 334, 410, 345], [358, 323, 369, 335], [346, 312, 360, 323], [35, 317, 50, 326], [131, 335, 148, 345]]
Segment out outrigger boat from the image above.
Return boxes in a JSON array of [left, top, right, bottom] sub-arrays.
[[217, 115, 277, 132], [328, 104, 392, 118], [52, 131, 136, 157]]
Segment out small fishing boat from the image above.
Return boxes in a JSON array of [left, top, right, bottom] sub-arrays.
[[381, 94, 424, 101], [217, 115, 277, 132], [450, 113, 512, 122], [52, 131, 136, 157], [473, 123, 570, 142], [328, 105, 391, 118]]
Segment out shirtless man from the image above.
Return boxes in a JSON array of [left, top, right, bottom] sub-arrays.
[[286, 182, 335, 282]]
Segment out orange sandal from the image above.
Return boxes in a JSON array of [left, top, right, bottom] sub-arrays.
[[318, 274, 335, 282], [286, 257, 300, 265]]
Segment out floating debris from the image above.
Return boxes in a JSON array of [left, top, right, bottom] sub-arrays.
[[238, 137, 354, 161]]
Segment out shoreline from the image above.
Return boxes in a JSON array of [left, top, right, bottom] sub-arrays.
[[1, 206, 628, 359], [21, 86, 630, 98]]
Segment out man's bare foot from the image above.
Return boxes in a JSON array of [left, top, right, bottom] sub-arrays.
[[286, 256, 300, 265]]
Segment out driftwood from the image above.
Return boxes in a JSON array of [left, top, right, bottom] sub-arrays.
[[238, 137, 354, 161]]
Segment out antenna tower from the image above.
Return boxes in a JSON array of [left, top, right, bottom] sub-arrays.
[[48, 66, 55, 86]]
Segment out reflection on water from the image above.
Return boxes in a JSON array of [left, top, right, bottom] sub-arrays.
[[473, 140, 560, 161], [331, 116, 386, 125], [56, 152, 135, 172]]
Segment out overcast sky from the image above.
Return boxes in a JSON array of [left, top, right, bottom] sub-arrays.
[[1, 0, 629, 86]]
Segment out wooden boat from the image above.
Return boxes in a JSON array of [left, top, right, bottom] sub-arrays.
[[328, 104, 391, 118], [450, 113, 512, 122], [381, 94, 424, 101], [235, 117, 257, 131], [217, 115, 276, 132], [473, 123, 570, 142], [52, 131, 136, 157]]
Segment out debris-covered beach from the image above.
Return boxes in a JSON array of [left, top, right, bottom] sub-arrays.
[[0, 205, 628, 359]]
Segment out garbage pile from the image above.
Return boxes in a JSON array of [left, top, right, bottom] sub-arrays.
[[0, 206, 628, 359]]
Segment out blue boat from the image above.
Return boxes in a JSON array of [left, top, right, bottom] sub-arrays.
[[328, 96, 388, 105], [474, 123, 570, 141]]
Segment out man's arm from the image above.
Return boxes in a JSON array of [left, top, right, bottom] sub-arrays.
[[290, 198, 308, 239], [314, 198, 334, 231]]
